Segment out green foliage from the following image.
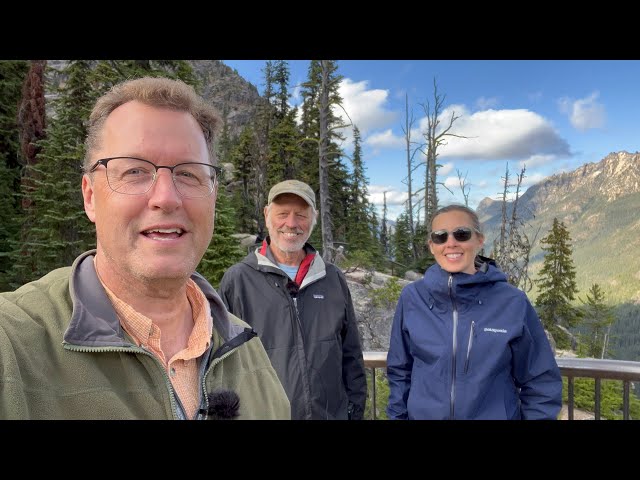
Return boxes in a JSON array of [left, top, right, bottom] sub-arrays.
[[0, 60, 28, 290], [10, 61, 96, 286], [364, 368, 389, 420], [577, 284, 616, 358], [6, 60, 198, 288], [345, 125, 381, 259], [370, 277, 403, 310], [562, 377, 640, 420], [197, 187, 245, 288], [607, 303, 640, 361], [535, 217, 582, 348], [391, 212, 412, 277]]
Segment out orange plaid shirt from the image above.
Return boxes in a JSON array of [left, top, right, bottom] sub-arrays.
[[96, 263, 213, 419]]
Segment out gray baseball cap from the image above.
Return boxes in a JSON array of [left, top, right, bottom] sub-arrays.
[[268, 180, 316, 210]]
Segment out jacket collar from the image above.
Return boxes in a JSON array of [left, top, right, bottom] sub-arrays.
[[63, 250, 243, 348], [251, 238, 326, 289]]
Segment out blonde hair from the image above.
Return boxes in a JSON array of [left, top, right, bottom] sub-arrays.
[[84, 76, 220, 170]]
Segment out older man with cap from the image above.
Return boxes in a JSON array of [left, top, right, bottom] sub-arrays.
[[218, 180, 367, 420]]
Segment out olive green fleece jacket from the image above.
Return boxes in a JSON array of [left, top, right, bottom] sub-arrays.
[[0, 251, 290, 420]]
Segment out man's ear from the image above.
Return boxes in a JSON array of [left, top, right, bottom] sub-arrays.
[[82, 174, 97, 223]]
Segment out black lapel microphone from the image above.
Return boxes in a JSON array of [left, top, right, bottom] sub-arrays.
[[286, 280, 299, 297], [201, 389, 240, 420]]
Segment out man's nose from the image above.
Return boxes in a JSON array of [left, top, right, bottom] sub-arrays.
[[148, 169, 182, 210]]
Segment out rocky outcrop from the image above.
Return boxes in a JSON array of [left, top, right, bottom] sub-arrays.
[[189, 60, 268, 139], [345, 269, 412, 351]]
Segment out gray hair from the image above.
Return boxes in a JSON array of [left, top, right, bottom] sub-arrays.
[[84, 76, 220, 171], [431, 204, 483, 236]]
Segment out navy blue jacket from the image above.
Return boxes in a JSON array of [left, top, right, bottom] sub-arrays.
[[386, 259, 562, 420]]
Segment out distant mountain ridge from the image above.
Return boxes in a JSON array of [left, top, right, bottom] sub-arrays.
[[477, 151, 640, 305]]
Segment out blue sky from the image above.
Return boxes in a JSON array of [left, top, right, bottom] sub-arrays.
[[223, 60, 640, 221]]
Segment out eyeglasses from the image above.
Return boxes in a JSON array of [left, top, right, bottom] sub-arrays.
[[89, 157, 220, 198], [429, 226, 478, 245]]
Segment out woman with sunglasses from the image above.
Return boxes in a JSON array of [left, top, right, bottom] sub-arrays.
[[386, 204, 562, 420]]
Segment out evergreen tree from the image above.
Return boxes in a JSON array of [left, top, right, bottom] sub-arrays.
[[9, 60, 198, 287], [392, 212, 413, 277], [10, 61, 96, 286], [345, 126, 375, 252], [0, 60, 28, 290], [380, 192, 389, 257], [197, 186, 244, 288], [577, 284, 616, 359], [230, 126, 261, 234], [535, 217, 582, 349]]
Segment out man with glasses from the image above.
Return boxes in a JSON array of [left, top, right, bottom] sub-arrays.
[[0, 77, 290, 420], [218, 180, 367, 420]]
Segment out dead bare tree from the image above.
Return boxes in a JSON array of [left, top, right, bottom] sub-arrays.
[[456, 169, 471, 207], [401, 94, 424, 260], [418, 78, 468, 230], [491, 164, 540, 291]]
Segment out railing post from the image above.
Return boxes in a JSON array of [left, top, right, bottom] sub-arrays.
[[567, 377, 574, 420], [624, 381, 630, 420], [371, 367, 377, 420], [594, 378, 601, 421]]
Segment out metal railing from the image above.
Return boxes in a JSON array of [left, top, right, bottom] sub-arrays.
[[363, 351, 640, 420]]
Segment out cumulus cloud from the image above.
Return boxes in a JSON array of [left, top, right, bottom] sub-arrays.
[[444, 176, 460, 189], [365, 129, 405, 149], [518, 154, 556, 169], [475, 96, 499, 110], [557, 91, 606, 131], [335, 78, 398, 135], [439, 162, 454, 176], [368, 185, 407, 206], [416, 105, 571, 160]]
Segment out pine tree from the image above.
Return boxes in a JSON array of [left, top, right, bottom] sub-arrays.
[[0, 60, 28, 290], [198, 186, 244, 288], [535, 217, 582, 349], [10, 61, 96, 285], [230, 126, 261, 234], [392, 212, 413, 277], [345, 126, 375, 253], [9, 60, 198, 287], [577, 284, 616, 359], [380, 191, 389, 257]]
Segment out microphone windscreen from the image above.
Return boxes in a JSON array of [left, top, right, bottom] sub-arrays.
[[208, 389, 240, 419]]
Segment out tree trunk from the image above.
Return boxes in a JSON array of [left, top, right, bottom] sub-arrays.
[[319, 60, 334, 262]]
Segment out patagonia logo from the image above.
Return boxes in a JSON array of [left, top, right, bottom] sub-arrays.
[[484, 327, 507, 334], [313, 294, 324, 299]]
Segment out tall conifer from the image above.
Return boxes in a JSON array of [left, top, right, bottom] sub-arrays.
[[535, 217, 582, 349]]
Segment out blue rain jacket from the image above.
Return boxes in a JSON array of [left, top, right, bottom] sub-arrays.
[[386, 259, 562, 420]]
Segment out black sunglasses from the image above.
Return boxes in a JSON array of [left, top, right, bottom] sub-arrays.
[[430, 227, 476, 245]]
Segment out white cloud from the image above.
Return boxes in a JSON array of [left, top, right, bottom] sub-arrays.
[[518, 154, 557, 168], [335, 78, 398, 135], [439, 162, 454, 175], [475, 96, 499, 110], [520, 172, 547, 187], [558, 91, 606, 131], [368, 185, 407, 206], [417, 105, 571, 160], [365, 129, 405, 149], [444, 176, 460, 189]]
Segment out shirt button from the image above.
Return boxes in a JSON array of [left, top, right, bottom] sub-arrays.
[[170, 367, 176, 377]]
